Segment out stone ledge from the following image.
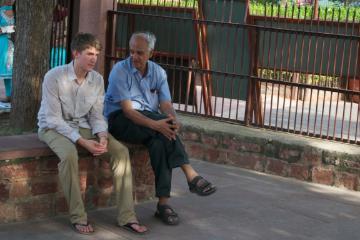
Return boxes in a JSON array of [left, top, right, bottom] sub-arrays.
[[178, 114, 360, 191], [0, 134, 53, 161]]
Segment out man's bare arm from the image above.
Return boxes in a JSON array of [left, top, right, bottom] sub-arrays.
[[121, 100, 177, 140], [160, 101, 181, 131]]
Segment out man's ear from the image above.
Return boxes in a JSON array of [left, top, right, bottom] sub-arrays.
[[72, 50, 79, 59], [149, 50, 153, 58]]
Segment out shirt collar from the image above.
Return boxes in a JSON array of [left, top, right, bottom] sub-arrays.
[[127, 57, 152, 78], [67, 61, 94, 84]]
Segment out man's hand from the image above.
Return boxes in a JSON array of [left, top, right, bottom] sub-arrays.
[[99, 136, 108, 149], [154, 115, 177, 141], [77, 138, 107, 156]]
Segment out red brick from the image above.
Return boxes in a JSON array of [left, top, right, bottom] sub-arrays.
[[10, 180, 31, 199], [222, 137, 261, 153], [184, 142, 205, 160], [55, 196, 68, 213], [204, 148, 227, 164], [302, 149, 322, 166], [0, 181, 10, 202], [238, 142, 262, 153], [15, 196, 54, 220], [0, 203, 15, 223], [279, 149, 301, 162], [0, 161, 38, 178], [289, 164, 310, 181], [335, 172, 358, 191], [31, 181, 58, 195], [97, 188, 113, 207], [98, 176, 113, 189], [45, 158, 59, 171], [201, 134, 218, 146], [227, 153, 259, 170], [87, 174, 95, 187], [312, 167, 334, 186], [78, 157, 94, 171], [181, 132, 200, 142], [266, 158, 288, 176], [100, 159, 111, 170], [79, 174, 88, 192], [135, 185, 154, 202]]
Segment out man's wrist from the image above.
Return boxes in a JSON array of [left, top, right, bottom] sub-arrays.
[[97, 132, 108, 139]]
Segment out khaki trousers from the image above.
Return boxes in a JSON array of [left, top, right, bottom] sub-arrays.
[[38, 128, 137, 225]]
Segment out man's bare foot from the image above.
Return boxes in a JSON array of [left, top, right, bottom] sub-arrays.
[[72, 222, 94, 235]]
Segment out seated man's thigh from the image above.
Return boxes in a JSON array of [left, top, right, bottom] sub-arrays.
[[38, 129, 78, 162]]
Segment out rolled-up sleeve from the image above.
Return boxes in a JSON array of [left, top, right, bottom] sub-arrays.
[[158, 68, 172, 102], [42, 72, 81, 142], [107, 63, 131, 103]]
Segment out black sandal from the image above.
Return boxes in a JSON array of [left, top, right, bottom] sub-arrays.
[[154, 204, 179, 225], [188, 176, 217, 196]]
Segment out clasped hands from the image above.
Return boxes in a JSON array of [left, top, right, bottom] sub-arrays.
[[77, 136, 108, 156], [154, 114, 181, 141]]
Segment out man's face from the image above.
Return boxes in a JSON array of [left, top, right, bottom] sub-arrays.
[[73, 46, 99, 72], [129, 37, 152, 74]]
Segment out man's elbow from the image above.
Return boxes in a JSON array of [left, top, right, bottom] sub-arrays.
[[122, 107, 134, 118]]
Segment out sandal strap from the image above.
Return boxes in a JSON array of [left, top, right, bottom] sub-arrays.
[[157, 204, 177, 216], [189, 176, 211, 191]]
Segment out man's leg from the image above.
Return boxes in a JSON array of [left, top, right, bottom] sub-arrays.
[[109, 110, 173, 199], [106, 134, 137, 225], [38, 129, 87, 225], [105, 134, 147, 233]]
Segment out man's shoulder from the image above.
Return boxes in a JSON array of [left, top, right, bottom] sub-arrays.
[[89, 69, 103, 79], [149, 60, 166, 76], [110, 59, 132, 78], [113, 59, 130, 71], [44, 64, 67, 80]]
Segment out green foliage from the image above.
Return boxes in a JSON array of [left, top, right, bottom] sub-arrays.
[[117, 0, 197, 8], [258, 68, 341, 88], [249, 2, 360, 22]]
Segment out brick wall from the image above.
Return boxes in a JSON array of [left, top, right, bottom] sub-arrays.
[[1, 114, 360, 223], [0, 141, 154, 224], [178, 121, 360, 192]]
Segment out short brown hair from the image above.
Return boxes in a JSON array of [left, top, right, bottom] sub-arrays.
[[70, 33, 102, 52]]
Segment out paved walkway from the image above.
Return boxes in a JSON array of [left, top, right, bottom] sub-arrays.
[[1, 159, 360, 240]]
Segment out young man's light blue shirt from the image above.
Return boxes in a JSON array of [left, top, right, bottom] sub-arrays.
[[104, 57, 171, 118]]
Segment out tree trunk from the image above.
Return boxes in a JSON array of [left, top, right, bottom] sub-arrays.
[[10, 0, 54, 131]]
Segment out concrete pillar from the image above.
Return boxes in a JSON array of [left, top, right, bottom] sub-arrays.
[[77, 0, 113, 76]]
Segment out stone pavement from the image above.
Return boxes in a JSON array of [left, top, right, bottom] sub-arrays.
[[1, 159, 360, 240]]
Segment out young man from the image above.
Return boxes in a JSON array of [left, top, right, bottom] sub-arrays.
[[104, 31, 216, 226], [37, 33, 147, 234]]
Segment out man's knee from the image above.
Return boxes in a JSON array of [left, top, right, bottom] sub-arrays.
[[108, 137, 130, 162], [148, 138, 165, 152]]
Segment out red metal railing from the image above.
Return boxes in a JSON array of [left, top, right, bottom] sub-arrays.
[[49, 0, 73, 68], [105, 0, 360, 144]]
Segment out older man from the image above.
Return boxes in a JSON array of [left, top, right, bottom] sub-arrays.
[[105, 31, 216, 226], [37, 33, 147, 234]]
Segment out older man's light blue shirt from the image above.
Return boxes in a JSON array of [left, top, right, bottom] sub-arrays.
[[104, 57, 171, 118]]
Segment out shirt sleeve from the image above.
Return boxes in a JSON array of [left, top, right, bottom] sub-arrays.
[[107, 63, 131, 103], [158, 68, 172, 102], [88, 75, 108, 135], [42, 71, 81, 143]]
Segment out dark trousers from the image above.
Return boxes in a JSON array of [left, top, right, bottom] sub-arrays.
[[108, 110, 189, 197]]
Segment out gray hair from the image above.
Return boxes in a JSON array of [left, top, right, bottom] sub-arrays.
[[130, 31, 156, 51]]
